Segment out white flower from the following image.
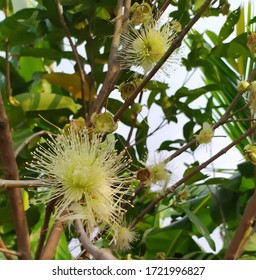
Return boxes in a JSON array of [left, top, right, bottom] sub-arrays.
[[195, 122, 213, 144], [28, 128, 131, 234], [112, 225, 137, 251], [138, 154, 172, 188], [119, 20, 180, 75]]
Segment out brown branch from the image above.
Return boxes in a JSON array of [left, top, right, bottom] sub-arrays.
[[0, 91, 31, 260], [40, 217, 66, 260], [130, 124, 256, 228], [56, 0, 88, 119], [75, 220, 117, 260], [114, 0, 214, 122], [0, 247, 21, 258], [0, 235, 13, 259], [35, 199, 57, 259], [0, 179, 46, 189], [224, 187, 256, 259], [91, 0, 127, 115]]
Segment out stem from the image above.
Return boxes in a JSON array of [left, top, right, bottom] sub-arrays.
[[130, 124, 256, 228], [224, 187, 256, 259], [75, 220, 117, 260], [0, 91, 31, 260], [56, 0, 88, 119], [0, 235, 13, 259], [114, 0, 214, 122], [40, 218, 65, 260], [91, 0, 129, 115], [0, 179, 46, 189]]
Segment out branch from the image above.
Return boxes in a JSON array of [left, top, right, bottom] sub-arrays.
[[224, 187, 256, 259], [0, 247, 21, 258], [114, 0, 214, 122], [91, 0, 129, 115], [0, 179, 46, 189], [0, 235, 13, 259], [56, 0, 88, 119], [75, 220, 117, 260], [164, 89, 246, 164], [0, 91, 31, 260], [130, 124, 256, 228], [40, 217, 66, 260]]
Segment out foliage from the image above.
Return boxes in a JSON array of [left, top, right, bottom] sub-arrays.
[[1, 0, 256, 261]]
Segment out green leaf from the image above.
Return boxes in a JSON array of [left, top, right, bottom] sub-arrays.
[[183, 120, 195, 142], [219, 7, 240, 41], [183, 165, 209, 185], [54, 232, 72, 260], [181, 206, 216, 251], [210, 187, 239, 224], [0, 16, 36, 46], [240, 176, 255, 192], [238, 161, 254, 178], [15, 92, 79, 113]]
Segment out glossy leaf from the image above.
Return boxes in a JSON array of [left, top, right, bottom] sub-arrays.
[[15, 92, 79, 113]]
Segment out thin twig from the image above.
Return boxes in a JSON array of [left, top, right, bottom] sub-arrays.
[[75, 220, 117, 260], [130, 124, 256, 228], [56, 0, 88, 119], [0, 179, 46, 189], [0, 247, 21, 258], [164, 89, 246, 164], [114, 0, 214, 122]]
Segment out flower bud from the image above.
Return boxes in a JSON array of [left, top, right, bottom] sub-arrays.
[[91, 112, 118, 134], [63, 117, 86, 134], [136, 167, 151, 183], [130, 2, 152, 26], [244, 144, 256, 165], [237, 80, 250, 92], [119, 81, 136, 100], [131, 103, 142, 115], [221, 3, 230, 16]]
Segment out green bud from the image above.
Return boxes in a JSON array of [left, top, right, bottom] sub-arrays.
[[237, 80, 250, 92], [91, 112, 118, 134], [130, 2, 152, 26], [244, 144, 256, 165]]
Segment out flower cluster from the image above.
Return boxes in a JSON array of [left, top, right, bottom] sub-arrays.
[[28, 128, 131, 235]]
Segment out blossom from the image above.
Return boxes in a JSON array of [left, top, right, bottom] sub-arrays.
[[112, 225, 137, 251], [119, 20, 180, 75], [137, 154, 172, 188], [195, 122, 213, 144], [28, 128, 131, 234]]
